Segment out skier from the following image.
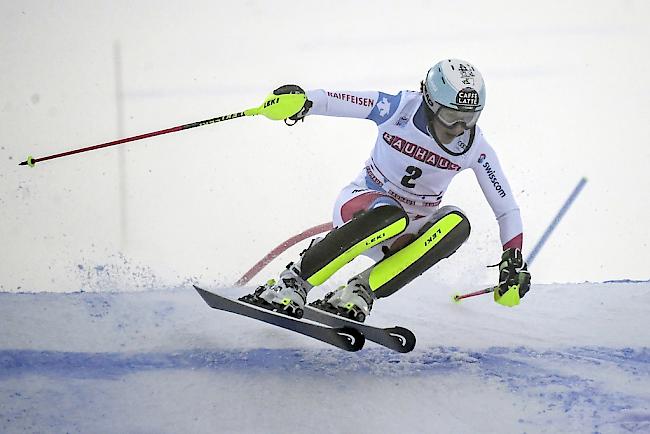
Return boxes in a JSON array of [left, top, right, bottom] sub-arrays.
[[242, 59, 531, 321]]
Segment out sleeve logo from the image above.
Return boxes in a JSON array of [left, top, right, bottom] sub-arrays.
[[326, 92, 375, 107], [378, 98, 391, 117]]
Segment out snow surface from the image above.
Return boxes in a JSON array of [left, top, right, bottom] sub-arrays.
[[2, 281, 649, 433]]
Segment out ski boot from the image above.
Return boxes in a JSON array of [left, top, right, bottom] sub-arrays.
[[239, 263, 311, 318], [309, 277, 375, 323]]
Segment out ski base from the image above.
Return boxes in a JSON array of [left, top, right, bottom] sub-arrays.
[[303, 305, 416, 353], [194, 285, 364, 352]]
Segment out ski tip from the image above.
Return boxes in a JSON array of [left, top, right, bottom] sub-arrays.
[[452, 294, 462, 304], [193, 285, 211, 301]]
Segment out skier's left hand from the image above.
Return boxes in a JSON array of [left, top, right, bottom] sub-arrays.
[[494, 248, 531, 307], [273, 84, 313, 125]]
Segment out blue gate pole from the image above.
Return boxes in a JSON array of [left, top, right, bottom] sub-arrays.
[[453, 177, 588, 303], [527, 177, 588, 267]]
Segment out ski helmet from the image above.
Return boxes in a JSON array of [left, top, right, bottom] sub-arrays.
[[421, 59, 485, 128]]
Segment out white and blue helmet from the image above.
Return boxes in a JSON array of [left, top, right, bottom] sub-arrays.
[[421, 59, 486, 127]]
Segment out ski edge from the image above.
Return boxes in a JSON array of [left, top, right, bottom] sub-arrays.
[[193, 285, 365, 352]]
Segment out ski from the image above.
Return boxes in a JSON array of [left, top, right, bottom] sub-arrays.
[[303, 306, 416, 353], [193, 286, 365, 352]]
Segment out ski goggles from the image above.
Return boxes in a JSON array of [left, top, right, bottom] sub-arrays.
[[429, 101, 481, 128]]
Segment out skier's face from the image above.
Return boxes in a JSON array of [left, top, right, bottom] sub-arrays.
[[424, 103, 473, 144], [434, 105, 481, 129], [431, 116, 468, 144], [438, 119, 467, 136]]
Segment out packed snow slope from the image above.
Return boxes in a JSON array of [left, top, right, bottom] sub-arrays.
[[1, 281, 649, 434]]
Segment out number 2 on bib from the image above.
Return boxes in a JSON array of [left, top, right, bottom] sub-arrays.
[[401, 166, 422, 188]]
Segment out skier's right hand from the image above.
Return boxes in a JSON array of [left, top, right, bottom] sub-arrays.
[[493, 248, 531, 307], [273, 84, 313, 125]]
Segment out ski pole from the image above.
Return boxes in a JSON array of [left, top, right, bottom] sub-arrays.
[[452, 286, 496, 303], [19, 90, 307, 167], [452, 177, 588, 303], [19, 110, 252, 167]]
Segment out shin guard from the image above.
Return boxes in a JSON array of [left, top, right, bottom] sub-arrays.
[[354, 206, 471, 298], [299, 205, 408, 287]]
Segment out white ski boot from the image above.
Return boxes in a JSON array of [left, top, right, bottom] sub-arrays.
[[311, 277, 375, 322], [241, 263, 312, 318]]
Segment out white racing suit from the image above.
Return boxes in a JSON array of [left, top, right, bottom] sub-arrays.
[[306, 89, 523, 261]]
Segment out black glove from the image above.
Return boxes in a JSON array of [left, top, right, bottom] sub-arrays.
[[273, 85, 313, 125], [494, 248, 531, 307]]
